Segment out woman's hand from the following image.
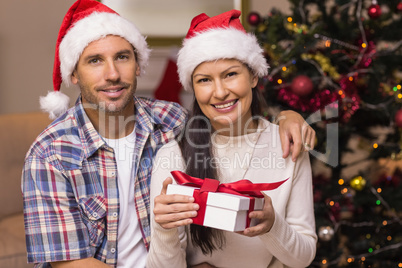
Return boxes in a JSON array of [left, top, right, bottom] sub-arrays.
[[240, 193, 275, 237], [153, 177, 199, 229], [277, 110, 316, 161]]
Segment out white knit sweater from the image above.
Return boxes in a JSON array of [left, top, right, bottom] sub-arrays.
[[147, 118, 317, 268]]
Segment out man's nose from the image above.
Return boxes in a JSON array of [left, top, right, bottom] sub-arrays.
[[104, 61, 120, 81]]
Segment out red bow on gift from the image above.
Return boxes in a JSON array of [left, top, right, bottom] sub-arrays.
[[171, 170, 288, 198], [170, 170, 288, 228]]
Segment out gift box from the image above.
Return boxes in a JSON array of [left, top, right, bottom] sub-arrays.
[[167, 170, 288, 232], [167, 184, 264, 232]]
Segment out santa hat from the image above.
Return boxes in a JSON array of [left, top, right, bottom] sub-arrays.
[[177, 10, 268, 92], [40, 0, 151, 119]]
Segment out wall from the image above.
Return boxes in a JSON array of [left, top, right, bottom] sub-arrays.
[[0, 0, 77, 115], [0, 0, 291, 115], [250, 1, 290, 14]]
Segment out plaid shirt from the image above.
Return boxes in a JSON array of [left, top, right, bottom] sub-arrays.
[[22, 96, 187, 267]]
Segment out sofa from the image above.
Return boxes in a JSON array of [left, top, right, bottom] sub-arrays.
[[0, 112, 51, 267]]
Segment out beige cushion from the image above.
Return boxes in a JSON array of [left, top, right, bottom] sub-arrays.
[[0, 213, 32, 267], [0, 112, 51, 218]]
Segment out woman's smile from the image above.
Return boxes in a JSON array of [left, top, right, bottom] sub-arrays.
[[211, 99, 239, 111]]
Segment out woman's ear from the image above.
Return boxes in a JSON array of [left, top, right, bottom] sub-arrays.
[[251, 75, 258, 88]]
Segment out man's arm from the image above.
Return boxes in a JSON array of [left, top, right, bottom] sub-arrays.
[[276, 110, 315, 162], [51, 258, 111, 267], [22, 155, 95, 265]]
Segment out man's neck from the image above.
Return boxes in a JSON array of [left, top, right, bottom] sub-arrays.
[[85, 103, 136, 139], [99, 114, 135, 139]]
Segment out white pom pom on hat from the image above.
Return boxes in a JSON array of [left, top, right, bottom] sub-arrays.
[[177, 10, 269, 92], [41, 0, 151, 119], [40, 91, 71, 120]]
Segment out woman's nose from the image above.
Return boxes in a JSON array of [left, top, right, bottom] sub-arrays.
[[213, 80, 229, 99]]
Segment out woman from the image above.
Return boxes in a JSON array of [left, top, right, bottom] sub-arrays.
[[147, 10, 317, 268]]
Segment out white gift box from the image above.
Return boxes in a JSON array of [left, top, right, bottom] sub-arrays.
[[167, 184, 264, 232]]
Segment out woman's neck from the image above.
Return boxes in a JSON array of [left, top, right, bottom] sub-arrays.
[[213, 118, 259, 137]]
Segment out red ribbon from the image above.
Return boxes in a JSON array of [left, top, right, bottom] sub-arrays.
[[170, 170, 288, 228]]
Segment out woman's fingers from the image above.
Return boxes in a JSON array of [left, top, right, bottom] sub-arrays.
[[153, 189, 199, 229], [160, 177, 173, 195], [242, 193, 275, 237], [155, 210, 196, 229]]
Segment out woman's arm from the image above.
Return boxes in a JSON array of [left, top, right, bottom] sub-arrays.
[[239, 150, 317, 267], [146, 142, 192, 268], [256, 151, 317, 267]]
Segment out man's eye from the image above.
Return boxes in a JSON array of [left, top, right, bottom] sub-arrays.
[[117, 55, 129, 60], [89, 58, 100, 64]]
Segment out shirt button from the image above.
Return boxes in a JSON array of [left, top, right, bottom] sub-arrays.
[[111, 172, 115, 176], [93, 212, 98, 217], [112, 212, 118, 218], [111, 248, 116, 253]]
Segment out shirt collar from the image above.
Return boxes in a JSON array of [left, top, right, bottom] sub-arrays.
[[72, 96, 166, 158], [133, 96, 155, 133], [73, 98, 106, 158]]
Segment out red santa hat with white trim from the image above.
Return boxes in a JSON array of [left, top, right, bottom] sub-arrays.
[[40, 0, 151, 119], [177, 10, 269, 92]]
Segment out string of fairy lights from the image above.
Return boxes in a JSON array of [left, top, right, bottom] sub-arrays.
[[315, 173, 402, 266], [249, 0, 402, 265], [270, 3, 402, 103]]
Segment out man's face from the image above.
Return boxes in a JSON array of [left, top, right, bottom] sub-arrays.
[[71, 35, 140, 118]]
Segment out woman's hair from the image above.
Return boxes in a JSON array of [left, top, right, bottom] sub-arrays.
[[178, 74, 266, 254]]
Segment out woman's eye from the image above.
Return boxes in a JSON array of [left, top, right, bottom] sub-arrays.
[[198, 78, 209, 83], [227, 72, 237, 77]]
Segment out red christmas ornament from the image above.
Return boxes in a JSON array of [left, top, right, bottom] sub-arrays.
[[368, 4, 381, 19], [395, 109, 402, 127], [397, 2, 402, 12], [290, 75, 314, 97], [247, 12, 261, 26]]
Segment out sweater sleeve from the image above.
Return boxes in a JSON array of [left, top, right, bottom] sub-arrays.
[[259, 151, 317, 267], [146, 141, 188, 268]]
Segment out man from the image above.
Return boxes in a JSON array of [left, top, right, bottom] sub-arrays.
[[22, 0, 315, 267]]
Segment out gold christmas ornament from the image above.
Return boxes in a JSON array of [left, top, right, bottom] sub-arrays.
[[349, 176, 366, 191]]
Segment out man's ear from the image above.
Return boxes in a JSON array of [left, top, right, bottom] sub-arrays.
[[71, 71, 78, 85], [136, 64, 141, 76]]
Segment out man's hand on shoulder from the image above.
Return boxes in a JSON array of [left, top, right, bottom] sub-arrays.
[[276, 110, 315, 162]]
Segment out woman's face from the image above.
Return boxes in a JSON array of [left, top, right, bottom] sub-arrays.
[[192, 59, 258, 136]]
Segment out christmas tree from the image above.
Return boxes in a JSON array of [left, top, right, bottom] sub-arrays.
[[249, 0, 402, 267]]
